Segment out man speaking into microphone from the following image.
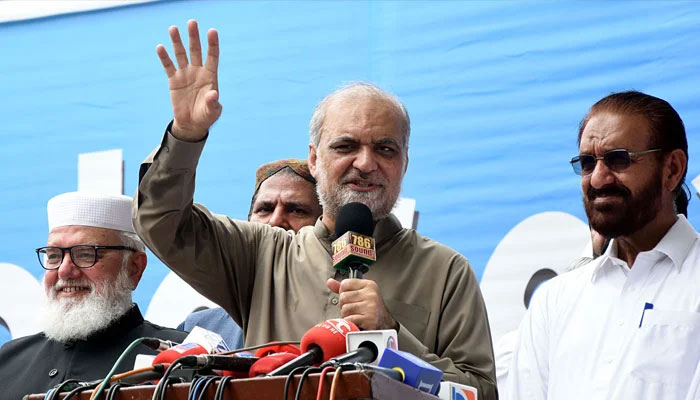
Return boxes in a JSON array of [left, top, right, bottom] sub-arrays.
[[133, 20, 496, 398]]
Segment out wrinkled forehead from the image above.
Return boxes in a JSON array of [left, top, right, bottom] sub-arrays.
[[580, 111, 653, 152], [47, 225, 119, 245], [322, 94, 405, 143]]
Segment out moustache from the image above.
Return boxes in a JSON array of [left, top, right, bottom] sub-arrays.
[[340, 171, 386, 187], [586, 185, 631, 201]]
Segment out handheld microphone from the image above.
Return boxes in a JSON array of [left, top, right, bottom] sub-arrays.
[[267, 319, 359, 376], [332, 202, 376, 279]]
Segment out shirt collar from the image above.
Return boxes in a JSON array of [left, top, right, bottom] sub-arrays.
[[591, 215, 697, 282]]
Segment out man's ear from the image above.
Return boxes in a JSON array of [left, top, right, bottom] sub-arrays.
[[664, 149, 687, 192], [128, 252, 147, 289], [308, 144, 318, 179]]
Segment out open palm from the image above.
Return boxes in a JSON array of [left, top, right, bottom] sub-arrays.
[[157, 20, 222, 141]]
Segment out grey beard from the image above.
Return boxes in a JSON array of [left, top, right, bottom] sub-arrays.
[[315, 166, 399, 221], [40, 268, 134, 342]]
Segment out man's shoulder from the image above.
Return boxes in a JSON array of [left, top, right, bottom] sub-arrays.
[[139, 319, 189, 342], [0, 332, 51, 360], [399, 228, 470, 264]]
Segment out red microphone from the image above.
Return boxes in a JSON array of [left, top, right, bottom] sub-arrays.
[[254, 343, 302, 358], [267, 319, 358, 376], [249, 352, 299, 377], [152, 342, 209, 365]]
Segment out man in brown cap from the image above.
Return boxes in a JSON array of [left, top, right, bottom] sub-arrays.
[[179, 159, 322, 347], [248, 158, 322, 232]]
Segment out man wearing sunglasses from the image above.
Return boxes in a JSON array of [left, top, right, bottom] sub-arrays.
[[508, 91, 699, 400], [0, 192, 187, 399]]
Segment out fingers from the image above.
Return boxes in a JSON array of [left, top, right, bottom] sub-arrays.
[[169, 25, 189, 70], [327, 278, 341, 294], [205, 90, 222, 114], [188, 19, 203, 67], [205, 28, 220, 73], [156, 44, 176, 78]]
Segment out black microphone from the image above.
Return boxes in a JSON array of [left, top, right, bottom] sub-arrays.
[[332, 202, 376, 279], [179, 354, 259, 372], [320, 341, 378, 367]]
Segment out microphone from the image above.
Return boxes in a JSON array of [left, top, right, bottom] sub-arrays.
[[254, 343, 302, 357], [320, 329, 397, 367], [249, 352, 299, 377], [437, 381, 478, 400], [152, 342, 209, 365], [332, 202, 376, 279], [378, 348, 443, 395], [141, 337, 179, 352], [179, 354, 259, 372], [267, 319, 359, 376]]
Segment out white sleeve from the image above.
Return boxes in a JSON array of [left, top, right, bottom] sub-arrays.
[[506, 284, 552, 400], [685, 359, 700, 400]]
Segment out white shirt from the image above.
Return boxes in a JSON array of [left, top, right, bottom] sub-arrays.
[[508, 215, 700, 400]]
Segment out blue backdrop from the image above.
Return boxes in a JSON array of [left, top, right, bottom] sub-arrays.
[[1, 0, 699, 344]]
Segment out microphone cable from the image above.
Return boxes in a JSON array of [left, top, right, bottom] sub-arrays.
[[294, 367, 322, 400], [89, 337, 156, 400], [214, 376, 233, 400], [151, 357, 188, 400], [283, 366, 310, 400], [315, 366, 336, 400], [106, 382, 135, 400], [329, 365, 346, 400], [195, 376, 222, 400]]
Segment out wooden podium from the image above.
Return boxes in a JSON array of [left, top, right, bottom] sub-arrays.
[[26, 370, 437, 400]]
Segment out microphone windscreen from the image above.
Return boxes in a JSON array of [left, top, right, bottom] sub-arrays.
[[300, 319, 359, 362], [152, 342, 208, 365], [254, 343, 302, 358], [334, 203, 374, 237], [249, 352, 299, 377]]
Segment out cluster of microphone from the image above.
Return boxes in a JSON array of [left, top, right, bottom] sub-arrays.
[[135, 318, 478, 398]]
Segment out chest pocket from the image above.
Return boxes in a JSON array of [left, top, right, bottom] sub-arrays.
[[385, 298, 431, 342], [612, 309, 700, 398]]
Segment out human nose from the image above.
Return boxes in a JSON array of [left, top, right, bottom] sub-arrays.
[[267, 207, 291, 231], [57, 249, 82, 280], [588, 158, 615, 189], [352, 146, 378, 173]]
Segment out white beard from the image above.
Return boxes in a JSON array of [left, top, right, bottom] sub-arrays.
[[40, 267, 134, 342], [315, 164, 400, 220]]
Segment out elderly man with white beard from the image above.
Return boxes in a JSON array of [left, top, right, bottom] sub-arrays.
[[132, 20, 497, 398], [0, 192, 187, 399]]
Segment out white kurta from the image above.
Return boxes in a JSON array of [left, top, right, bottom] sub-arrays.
[[508, 215, 700, 400]]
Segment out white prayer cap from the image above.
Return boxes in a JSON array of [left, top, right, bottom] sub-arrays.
[[47, 192, 135, 233]]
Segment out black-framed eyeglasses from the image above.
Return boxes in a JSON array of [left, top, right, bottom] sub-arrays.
[[35, 245, 137, 270], [569, 148, 662, 176]]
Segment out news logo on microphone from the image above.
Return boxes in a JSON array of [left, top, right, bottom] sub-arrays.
[[332, 231, 376, 273]]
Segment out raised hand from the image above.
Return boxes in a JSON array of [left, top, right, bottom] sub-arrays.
[[156, 20, 222, 142], [327, 278, 399, 331]]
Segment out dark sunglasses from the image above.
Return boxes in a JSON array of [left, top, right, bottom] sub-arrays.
[[570, 148, 662, 176]]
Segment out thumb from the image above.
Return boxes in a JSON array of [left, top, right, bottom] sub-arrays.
[[327, 278, 341, 294]]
